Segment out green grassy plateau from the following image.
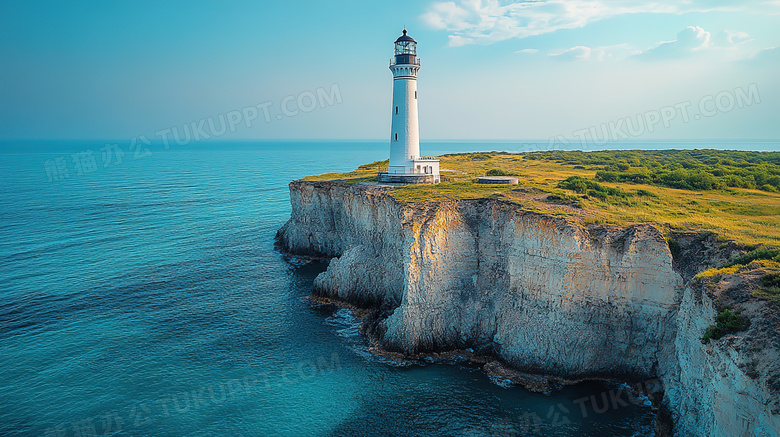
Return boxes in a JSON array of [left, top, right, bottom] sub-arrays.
[[302, 150, 780, 247]]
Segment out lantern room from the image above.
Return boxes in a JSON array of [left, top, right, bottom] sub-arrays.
[[393, 29, 418, 65]]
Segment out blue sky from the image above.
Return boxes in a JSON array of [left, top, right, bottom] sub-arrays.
[[1, 0, 778, 141]]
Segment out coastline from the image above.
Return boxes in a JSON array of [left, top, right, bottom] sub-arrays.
[[277, 174, 780, 436], [305, 290, 664, 400]]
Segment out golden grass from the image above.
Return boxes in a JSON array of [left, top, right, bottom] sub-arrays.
[[302, 152, 780, 246], [695, 265, 740, 281], [302, 160, 386, 182]]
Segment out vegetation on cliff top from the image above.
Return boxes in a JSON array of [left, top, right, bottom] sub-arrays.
[[301, 160, 388, 184], [302, 150, 780, 246], [695, 250, 780, 309], [694, 254, 779, 343], [527, 149, 780, 193], [723, 248, 780, 267]]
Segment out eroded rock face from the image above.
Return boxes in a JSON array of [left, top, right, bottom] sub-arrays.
[[662, 286, 777, 436], [386, 201, 683, 380], [277, 180, 779, 436], [661, 275, 780, 436], [277, 181, 406, 308]]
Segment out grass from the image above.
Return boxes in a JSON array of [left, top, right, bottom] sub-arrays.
[[758, 273, 780, 304], [302, 151, 780, 246], [695, 265, 740, 282], [755, 286, 780, 304], [302, 160, 387, 182], [393, 181, 514, 203]]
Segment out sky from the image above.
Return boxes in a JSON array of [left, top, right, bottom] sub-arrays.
[[0, 0, 778, 142]]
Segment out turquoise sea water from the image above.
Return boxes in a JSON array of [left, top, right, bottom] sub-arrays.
[[2, 140, 775, 436]]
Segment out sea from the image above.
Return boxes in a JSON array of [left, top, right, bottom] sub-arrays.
[[1, 139, 777, 437]]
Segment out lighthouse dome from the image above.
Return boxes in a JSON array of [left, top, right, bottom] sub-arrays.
[[394, 29, 417, 43]]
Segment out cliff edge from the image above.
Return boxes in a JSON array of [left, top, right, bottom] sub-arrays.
[[277, 179, 780, 437]]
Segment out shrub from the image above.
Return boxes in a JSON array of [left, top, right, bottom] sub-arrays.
[[701, 307, 750, 344], [596, 171, 618, 182], [545, 193, 581, 207], [724, 248, 780, 267], [486, 168, 510, 176], [636, 189, 658, 197], [595, 171, 650, 184], [528, 149, 780, 193], [587, 189, 608, 201], [762, 273, 780, 288], [557, 176, 590, 193], [557, 176, 631, 198]]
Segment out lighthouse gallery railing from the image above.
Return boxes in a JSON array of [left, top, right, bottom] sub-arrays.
[[389, 57, 421, 66]]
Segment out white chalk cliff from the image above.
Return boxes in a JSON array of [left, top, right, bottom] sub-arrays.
[[277, 180, 780, 436]]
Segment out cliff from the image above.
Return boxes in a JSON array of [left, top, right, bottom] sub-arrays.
[[277, 179, 780, 436], [661, 233, 780, 436]]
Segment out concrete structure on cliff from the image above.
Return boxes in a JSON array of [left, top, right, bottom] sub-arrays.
[[379, 29, 440, 184]]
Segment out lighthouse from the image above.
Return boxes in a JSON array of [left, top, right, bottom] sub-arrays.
[[379, 29, 440, 184]]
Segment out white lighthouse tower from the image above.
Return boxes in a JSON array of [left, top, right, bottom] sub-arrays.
[[379, 29, 440, 184]]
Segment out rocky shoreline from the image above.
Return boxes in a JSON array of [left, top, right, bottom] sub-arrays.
[[305, 286, 659, 397]]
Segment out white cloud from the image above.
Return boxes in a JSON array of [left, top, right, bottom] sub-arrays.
[[548, 43, 632, 61], [515, 48, 539, 54], [550, 46, 599, 60], [712, 30, 751, 46], [634, 26, 712, 59], [448, 35, 475, 47], [632, 26, 755, 60], [421, 0, 773, 46]]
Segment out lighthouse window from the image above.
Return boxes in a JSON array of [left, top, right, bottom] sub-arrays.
[[394, 133, 398, 141], [415, 91, 417, 99], [395, 106, 398, 114]]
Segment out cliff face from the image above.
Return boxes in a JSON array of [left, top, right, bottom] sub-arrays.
[[277, 180, 780, 436], [663, 284, 779, 436], [659, 232, 780, 437], [277, 181, 406, 308]]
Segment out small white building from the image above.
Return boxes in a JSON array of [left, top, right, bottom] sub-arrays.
[[379, 29, 440, 184]]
